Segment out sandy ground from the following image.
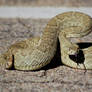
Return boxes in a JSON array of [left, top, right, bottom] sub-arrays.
[[0, 0, 92, 7], [0, 18, 92, 92]]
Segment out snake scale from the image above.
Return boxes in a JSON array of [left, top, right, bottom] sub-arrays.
[[0, 11, 92, 70]]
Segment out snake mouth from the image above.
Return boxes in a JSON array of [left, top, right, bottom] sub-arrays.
[[69, 42, 92, 65], [69, 49, 85, 65]]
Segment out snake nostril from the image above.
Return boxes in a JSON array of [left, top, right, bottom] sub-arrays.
[[69, 49, 85, 65]]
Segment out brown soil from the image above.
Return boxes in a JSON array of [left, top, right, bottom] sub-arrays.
[[0, 18, 92, 92]]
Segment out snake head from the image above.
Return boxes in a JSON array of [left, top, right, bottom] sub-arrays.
[[67, 44, 79, 55]]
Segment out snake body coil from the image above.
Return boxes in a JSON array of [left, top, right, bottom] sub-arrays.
[[0, 11, 92, 70]]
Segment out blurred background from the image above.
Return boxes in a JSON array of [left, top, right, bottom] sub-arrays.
[[0, 0, 92, 7], [0, 0, 92, 18]]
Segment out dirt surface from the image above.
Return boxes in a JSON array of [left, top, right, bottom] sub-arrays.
[[0, 0, 92, 7], [0, 18, 92, 92]]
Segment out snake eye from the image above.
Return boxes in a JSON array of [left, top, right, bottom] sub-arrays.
[[68, 47, 77, 55]]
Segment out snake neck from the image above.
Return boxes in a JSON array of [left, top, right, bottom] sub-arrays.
[[36, 18, 58, 53], [59, 31, 79, 55]]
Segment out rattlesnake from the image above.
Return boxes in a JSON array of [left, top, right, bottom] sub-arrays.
[[0, 11, 92, 70]]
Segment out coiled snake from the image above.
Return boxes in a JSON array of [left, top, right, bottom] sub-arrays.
[[0, 11, 92, 70]]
